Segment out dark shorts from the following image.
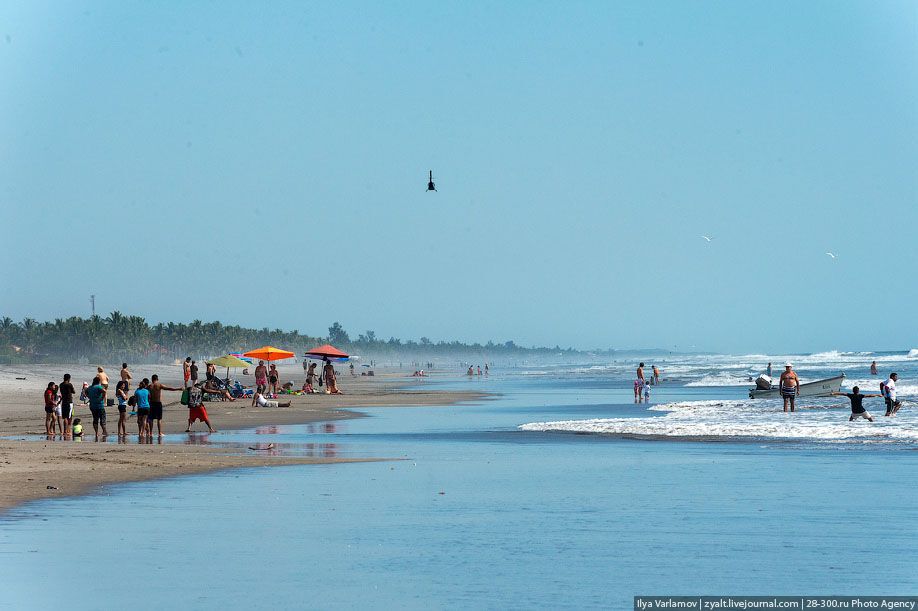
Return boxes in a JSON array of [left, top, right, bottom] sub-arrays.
[[269, 376, 277, 384], [90, 406, 106, 427], [137, 408, 150, 419], [118, 405, 127, 413], [44, 406, 54, 414], [61, 402, 73, 420], [781, 387, 797, 398], [150, 401, 164, 420]]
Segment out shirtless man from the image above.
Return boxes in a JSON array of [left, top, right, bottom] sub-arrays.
[[652, 365, 661, 385], [254, 360, 268, 394], [148, 374, 183, 437], [779, 363, 800, 412], [120, 363, 132, 391]]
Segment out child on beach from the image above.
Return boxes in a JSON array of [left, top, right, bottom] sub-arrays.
[[79, 382, 89, 405], [185, 386, 217, 433], [832, 386, 880, 422], [72, 418, 83, 438], [634, 379, 642, 403], [643, 382, 651, 403]]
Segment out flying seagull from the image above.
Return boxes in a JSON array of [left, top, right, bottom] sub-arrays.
[[826, 252, 837, 259], [701, 235, 714, 242]]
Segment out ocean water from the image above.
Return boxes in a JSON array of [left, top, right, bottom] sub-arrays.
[[1, 352, 917, 610]]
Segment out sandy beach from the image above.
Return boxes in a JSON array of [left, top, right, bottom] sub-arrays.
[[0, 362, 486, 511]]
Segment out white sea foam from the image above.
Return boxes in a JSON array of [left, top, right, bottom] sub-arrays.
[[519, 399, 918, 444], [908, 349, 918, 359], [685, 373, 755, 387]]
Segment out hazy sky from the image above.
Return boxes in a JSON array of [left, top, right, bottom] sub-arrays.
[[1, 1, 915, 353]]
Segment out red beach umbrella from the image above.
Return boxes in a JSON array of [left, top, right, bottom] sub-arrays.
[[304, 344, 349, 360]]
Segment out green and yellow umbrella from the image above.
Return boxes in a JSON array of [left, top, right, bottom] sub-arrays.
[[208, 354, 254, 380]]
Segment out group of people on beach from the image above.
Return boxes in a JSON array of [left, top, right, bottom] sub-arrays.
[[466, 364, 489, 377], [42, 357, 349, 440], [43, 364, 189, 439], [769, 361, 904, 421], [633, 363, 661, 403]]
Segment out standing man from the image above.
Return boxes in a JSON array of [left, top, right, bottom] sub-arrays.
[[652, 365, 661, 385], [254, 360, 268, 394], [870, 361, 878, 376], [779, 363, 800, 412], [182, 357, 192, 388], [148, 374, 183, 437], [60, 373, 76, 436], [323, 358, 340, 394], [883, 373, 901, 416], [120, 363, 132, 391], [86, 376, 109, 437], [190, 360, 199, 386]]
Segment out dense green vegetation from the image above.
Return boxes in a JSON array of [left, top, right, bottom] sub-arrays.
[[0, 314, 580, 363]]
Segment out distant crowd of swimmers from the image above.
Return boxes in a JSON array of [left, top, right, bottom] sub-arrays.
[[466, 365, 489, 376]]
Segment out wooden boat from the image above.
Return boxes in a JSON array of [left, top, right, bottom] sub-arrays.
[[748, 374, 845, 399]]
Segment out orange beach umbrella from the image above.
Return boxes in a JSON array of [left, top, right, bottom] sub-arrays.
[[243, 346, 296, 362]]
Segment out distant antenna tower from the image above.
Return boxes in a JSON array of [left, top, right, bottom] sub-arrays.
[[90, 294, 96, 316]]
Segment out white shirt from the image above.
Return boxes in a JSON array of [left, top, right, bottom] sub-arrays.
[[255, 394, 268, 407], [884, 378, 897, 401]]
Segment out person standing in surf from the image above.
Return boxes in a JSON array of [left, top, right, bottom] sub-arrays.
[[831, 386, 879, 422], [882, 373, 901, 416], [779, 363, 799, 412], [870, 360, 878, 376]]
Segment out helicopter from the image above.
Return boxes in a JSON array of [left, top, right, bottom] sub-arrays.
[[426, 170, 436, 192]]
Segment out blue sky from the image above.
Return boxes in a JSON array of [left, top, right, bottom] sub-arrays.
[[1, 1, 915, 353]]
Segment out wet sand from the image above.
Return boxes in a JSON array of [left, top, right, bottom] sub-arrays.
[[0, 363, 487, 511]]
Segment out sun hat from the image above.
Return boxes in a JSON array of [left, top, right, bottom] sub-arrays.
[[784, 362, 793, 367]]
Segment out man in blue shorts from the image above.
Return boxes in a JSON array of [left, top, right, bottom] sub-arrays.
[[86, 376, 108, 437]]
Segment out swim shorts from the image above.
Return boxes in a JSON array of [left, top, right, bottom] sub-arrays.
[[150, 401, 164, 420], [61, 402, 73, 420], [850, 411, 872, 420], [188, 405, 209, 423], [90, 407, 106, 427], [781, 387, 797, 398], [53, 405, 62, 417], [118, 405, 127, 413], [45, 405, 54, 414], [137, 408, 150, 419]]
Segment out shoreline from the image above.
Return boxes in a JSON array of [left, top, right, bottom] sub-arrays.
[[0, 364, 491, 513]]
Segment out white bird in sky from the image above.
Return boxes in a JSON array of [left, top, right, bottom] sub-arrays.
[[826, 252, 837, 259], [701, 235, 714, 242]]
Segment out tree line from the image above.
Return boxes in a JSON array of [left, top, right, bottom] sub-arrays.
[[0, 314, 580, 363]]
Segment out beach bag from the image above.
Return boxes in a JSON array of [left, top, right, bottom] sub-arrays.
[[180, 388, 190, 406]]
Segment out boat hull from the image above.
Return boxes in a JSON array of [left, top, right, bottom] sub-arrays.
[[748, 374, 845, 399]]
